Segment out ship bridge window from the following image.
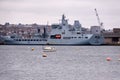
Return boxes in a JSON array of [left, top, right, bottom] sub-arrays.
[[95, 36, 100, 39], [85, 37, 88, 38]]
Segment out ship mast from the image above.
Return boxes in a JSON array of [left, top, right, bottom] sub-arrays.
[[61, 14, 66, 25]]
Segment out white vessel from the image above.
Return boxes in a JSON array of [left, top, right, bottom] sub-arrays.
[[42, 46, 56, 52]]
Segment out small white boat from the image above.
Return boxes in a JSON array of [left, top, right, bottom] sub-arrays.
[[42, 46, 56, 52]]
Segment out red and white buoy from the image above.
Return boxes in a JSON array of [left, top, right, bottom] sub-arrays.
[[106, 57, 111, 61]]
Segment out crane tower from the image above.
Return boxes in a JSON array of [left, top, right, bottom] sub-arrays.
[[94, 8, 103, 30]]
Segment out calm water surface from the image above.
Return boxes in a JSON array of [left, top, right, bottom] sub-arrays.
[[0, 45, 120, 80]]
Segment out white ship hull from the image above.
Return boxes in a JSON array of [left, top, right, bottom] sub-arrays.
[[0, 34, 104, 45]]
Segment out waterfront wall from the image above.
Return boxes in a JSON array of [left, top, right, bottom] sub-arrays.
[[103, 28, 120, 45]]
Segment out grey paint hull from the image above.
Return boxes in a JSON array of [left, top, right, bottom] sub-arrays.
[[0, 34, 104, 45]]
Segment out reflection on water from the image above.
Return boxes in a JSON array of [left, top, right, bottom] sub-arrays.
[[0, 45, 120, 80]]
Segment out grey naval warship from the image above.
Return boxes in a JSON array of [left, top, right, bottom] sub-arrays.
[[0, 15, 104, 45]]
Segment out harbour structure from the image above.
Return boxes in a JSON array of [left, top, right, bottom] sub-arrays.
[[0, 14, 104, 45], [103, 28, 120, 45]]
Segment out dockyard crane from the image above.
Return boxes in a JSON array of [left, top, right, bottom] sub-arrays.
[[94, 8, 104, 30]]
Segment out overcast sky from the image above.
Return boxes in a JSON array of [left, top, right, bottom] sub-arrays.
[[0, 0, 120, 29]]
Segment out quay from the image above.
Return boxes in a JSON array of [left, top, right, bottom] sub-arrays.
[[103, 28, 120, 45]]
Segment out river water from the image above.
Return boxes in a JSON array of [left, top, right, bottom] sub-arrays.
[[0, 45, 120, 80]]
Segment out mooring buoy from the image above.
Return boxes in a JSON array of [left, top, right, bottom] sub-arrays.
[[106, 57, 111, 61], [42, 53, 47, 57]]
